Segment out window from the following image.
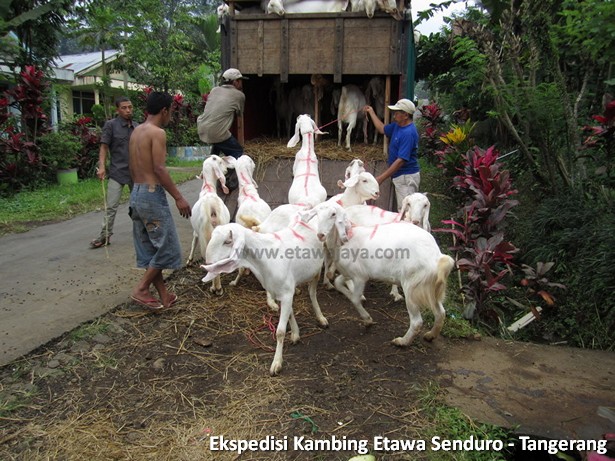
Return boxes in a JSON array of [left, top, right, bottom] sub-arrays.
[[72, 91, 95, 115]]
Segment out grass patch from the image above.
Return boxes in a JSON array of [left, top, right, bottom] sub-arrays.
[[0, 387, 38, 418], [0, 161, 202, 236], [418, 382, 514, 460], [67, 318, 111, 343]]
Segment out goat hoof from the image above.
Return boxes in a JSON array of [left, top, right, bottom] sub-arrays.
[[392, 337, 410, 347], [423, 332, 436, 342], [318, 317, 329, 328], [269, 363, 283, 376], [362, 317, 374, 327], [210, 287, 224, 296], [290, 333, 300, 344], [392, 294, 403, 302]]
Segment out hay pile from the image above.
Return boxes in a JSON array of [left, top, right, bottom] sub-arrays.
[[0, 266, 432, 461], [244, 137, 387, 180]]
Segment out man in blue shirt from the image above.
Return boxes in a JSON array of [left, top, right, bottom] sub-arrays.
[[364, 98, 420, 211]]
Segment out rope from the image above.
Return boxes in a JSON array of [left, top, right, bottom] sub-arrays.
[[245, 313, 277, 352], [317, 108, 361, 131], [100, 172, 110, 258]]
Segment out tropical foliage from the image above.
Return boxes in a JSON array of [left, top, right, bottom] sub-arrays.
[[417, 0, 614, 347]]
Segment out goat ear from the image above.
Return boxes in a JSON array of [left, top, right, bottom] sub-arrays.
[[399, 197, 410, 221], [422, 201, 431, 232], [213, 163, 230, 194], [300, 208, 318, 223], [343, 174, 359, 188], [334, 213, 351, 243], [287, 120, 301, 148], [200, 229, 245, 281], [310, 118, 326, 135]]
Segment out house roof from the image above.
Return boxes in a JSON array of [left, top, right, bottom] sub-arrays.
[[53, 50, 121, 75]]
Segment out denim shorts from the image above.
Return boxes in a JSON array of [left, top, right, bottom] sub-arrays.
[[129, 184, 183, 270]]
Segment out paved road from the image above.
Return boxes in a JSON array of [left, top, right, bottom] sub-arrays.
[[0, 176, 205, 367]]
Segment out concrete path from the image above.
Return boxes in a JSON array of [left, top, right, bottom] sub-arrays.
[[0, 176, 204, 367]]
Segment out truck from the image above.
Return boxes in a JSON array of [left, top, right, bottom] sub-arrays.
[[217, 1, 416, 140]]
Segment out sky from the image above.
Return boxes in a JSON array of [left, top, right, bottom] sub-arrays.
[[410, 0, 473, 36]]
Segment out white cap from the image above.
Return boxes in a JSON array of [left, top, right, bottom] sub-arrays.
[[222, 68, 248, 82], [388, 98, 416, 114]]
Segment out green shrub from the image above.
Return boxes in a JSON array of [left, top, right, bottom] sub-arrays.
[[38, 131, 82, 171], [515, 192, 615, 349]]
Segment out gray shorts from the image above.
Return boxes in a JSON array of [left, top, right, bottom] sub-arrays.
[[392, 173, 421, 211], [129, 184, 183, 270]]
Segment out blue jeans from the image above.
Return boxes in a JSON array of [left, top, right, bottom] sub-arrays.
[[211, 136, 244, 159], [129, 184, 182, 270]]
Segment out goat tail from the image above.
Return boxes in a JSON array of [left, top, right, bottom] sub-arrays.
[[435, 255, 455, 302], [239, 215, 261, 229]]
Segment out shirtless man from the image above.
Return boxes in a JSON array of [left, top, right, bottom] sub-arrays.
[[128, 91, 192, 310]]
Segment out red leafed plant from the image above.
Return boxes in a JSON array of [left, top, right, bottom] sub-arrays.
[[0, 66, 48, 194], [66, 116, 101, 177], [436, 145, 519, 318], [419, 102, 446, 165], [581, 98, 615, 181]]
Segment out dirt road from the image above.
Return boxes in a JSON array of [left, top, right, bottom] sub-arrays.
[[0, 176, 202, 367], [0, 174, 613, 448]]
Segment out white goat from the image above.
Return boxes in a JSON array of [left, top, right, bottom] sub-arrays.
[[308, 202, 455, 346], [243, 203, 312, 312], [287, 114, 328, 208], [235, 155, 272, 229], [400, 192, 431, 232], [267, 0, 348, 15], [343, 158, 365, 182], [202, 220, 328, 376], [216, 3, 229, 33], [350, 0, 400, 18], [250, 204, 308, 233], [323, 171, 380, 289], [186, 155, 236, 295], [329, 171, 380, 207], [343, 201, 431, 300], [335, 84, 368, 151], [232, 155, 272, 288]]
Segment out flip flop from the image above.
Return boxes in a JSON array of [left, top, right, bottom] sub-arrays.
[[130, 295, 163, 310], [90, 236, 110, 249], [168, 293, 179, 306]]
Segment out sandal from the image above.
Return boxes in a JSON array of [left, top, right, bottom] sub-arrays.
[[90, 236, 110, 249]]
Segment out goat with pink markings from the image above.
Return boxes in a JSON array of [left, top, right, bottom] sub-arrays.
[[201, 214, 328, 376], [287, 114, 328, 208], [186, 155, 236, 295], [306, 201, 454, 346]]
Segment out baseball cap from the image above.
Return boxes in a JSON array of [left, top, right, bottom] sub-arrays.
[[388, 98, 416, 114], [222, 68, 248, 81]]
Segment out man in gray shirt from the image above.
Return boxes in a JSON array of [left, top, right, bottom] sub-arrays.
[[90, 96, 138, 249], [197, 68, 248, 194]]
